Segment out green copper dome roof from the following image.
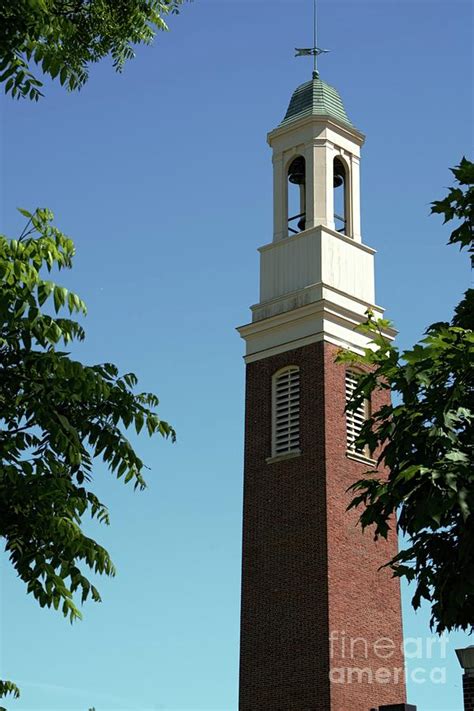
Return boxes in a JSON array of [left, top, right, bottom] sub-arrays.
[[280, 73, 353, 128]]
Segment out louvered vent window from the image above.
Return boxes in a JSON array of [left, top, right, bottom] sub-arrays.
[[272, 367, 300, 456], [345, 370, 368, 453]]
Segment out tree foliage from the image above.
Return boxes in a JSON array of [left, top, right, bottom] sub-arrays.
[[0, 0, 185, 100], [338, 158, 474, 634], [0, 208, 174, 628], [431, 156, 474, 267], [0, 681, 19, 711], [1, 3, 185, 705]]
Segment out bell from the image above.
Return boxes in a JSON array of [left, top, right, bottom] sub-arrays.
[[333, 172, 344, 189], [288, 157, 306, 185], [297, 216, 306, 231], [333, 158, 345, 188]]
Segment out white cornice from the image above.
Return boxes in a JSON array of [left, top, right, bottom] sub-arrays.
[[250, 281, 383, 320], [267, 114, 365, 147], [258, 225, 376, 256], [238, 332, 365, 364], [237, 292, 396, 363], [239, 295, 378, 338]]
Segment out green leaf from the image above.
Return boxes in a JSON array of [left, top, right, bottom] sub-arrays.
[[53, 285, 67, 312], [59, 65, 68, 85]]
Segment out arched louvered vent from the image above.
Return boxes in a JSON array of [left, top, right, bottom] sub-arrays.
[[272, 367, 300, 456], [345, 370, 369, 453]]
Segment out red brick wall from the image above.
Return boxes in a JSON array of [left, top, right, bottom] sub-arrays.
[[463, 674, 474, 711], [323, 342, 406, 710], [239, 340, 406, 710]]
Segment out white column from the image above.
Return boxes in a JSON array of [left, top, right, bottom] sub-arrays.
[[303, 142, 315, 230], [312, 140, 335, 231], [344, 153, 353, 238], [272, 154, 287, 242], [350, 155, 362, 242]]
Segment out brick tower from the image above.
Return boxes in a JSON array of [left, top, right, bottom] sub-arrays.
[[237, 71, 408, 711]]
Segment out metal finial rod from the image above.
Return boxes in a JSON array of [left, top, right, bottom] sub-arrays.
[[313, 0, 317, 74], [295, 0, 330, 78]]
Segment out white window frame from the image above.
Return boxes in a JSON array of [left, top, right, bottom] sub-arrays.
[[271, 366, 301, 458]]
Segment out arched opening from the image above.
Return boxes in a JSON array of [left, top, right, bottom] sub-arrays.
[[287, 156, 306, 235], [333, 156, 348, 235]]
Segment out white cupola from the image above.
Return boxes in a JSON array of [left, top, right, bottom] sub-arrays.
[[270, 72, 363, 242], [238, 72, 395, 360]]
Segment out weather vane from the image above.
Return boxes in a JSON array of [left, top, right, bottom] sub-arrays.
[[295, 0, 329, 77]]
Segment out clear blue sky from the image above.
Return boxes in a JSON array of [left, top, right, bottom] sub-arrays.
[[0, 1, 473, 709]]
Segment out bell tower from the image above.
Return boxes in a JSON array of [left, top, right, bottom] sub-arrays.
[[237, 70, 409, 711], [271, 73, 362, 242]]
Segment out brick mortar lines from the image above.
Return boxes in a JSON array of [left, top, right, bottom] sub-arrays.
[[239, 340, 407, 711]]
